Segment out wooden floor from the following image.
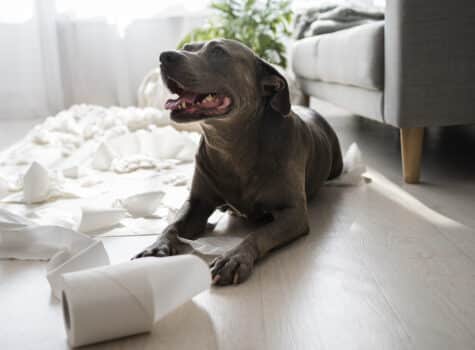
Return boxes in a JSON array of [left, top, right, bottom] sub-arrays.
[[1, 100, 475, 350]]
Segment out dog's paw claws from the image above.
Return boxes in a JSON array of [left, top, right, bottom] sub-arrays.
[[210, 251, 254, 286]]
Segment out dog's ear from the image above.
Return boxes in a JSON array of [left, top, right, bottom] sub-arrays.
[[257, 57, 291, 116]]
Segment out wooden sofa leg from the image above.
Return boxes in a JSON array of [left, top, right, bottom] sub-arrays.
[[302, 94, 310, 107], [400, 127, 424, 184]]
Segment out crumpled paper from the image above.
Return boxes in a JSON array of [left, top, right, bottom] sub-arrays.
[[91, 142, 116, 171], [326, 142, 367, 186], [1, 162, 81, 204], [0, 105, 198, 173], [114, 191, 164, 217]]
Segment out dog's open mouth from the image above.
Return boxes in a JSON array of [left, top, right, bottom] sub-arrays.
[[163, 76, 232, 119]]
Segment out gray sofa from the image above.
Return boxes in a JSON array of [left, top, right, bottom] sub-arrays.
[[291, 0, 475, 183]]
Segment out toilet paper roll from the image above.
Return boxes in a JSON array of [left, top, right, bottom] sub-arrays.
[[61, 255, 211, 347], [47, 239, 109, 298]]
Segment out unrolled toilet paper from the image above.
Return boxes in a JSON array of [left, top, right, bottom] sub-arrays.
[[60, 255, 211, 347], [0, 208, 110, 298]]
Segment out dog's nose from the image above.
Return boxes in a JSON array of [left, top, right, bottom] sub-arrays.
[[159, 51, 181, 65]]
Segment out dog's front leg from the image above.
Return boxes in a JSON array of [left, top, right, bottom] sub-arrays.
[[211, 203, 309, 285], [133, 197, 216, 258]]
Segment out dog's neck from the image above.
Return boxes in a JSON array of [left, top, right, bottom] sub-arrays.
[[200, 104, 272, 173]]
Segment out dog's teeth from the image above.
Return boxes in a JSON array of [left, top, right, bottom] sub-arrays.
[[205, 94, 213, 101], [181, 101, 186, 108]]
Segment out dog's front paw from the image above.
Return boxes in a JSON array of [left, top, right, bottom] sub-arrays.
[[132, 235, 181, 259], [210, 243, 257, 286]]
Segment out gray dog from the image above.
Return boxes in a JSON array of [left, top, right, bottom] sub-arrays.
[[134, 39, 343, 285]]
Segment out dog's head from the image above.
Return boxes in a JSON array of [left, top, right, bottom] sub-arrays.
[[160, 39, 290, 123]]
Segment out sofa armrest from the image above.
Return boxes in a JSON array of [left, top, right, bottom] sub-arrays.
[[384, 0, 475, 127]]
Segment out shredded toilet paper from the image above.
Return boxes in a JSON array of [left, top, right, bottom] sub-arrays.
[[0, 105, 368, 307], [0, 208, 110, 298], [0, 105, 199, 172], [1, 161, 82, 204]]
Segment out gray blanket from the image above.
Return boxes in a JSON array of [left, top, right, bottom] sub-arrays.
[[294, 4, 384, 39]]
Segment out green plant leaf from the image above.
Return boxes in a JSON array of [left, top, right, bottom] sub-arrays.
[[178, 0, 292, 68]]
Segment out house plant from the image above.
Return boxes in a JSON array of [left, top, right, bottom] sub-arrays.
[[178, 0, 293, 68]]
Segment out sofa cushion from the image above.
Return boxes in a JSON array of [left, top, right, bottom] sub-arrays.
[[292, 21, 384, 90]]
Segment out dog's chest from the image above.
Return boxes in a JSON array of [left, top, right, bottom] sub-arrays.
[[213, 171, 275, 219]]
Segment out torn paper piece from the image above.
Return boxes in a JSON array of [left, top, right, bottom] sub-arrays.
[[150, 126, 199, 161], [61, 255, 210, 347], [63, 165, 84, 179], [2, 190, 80, 205], [326, 142, 367, 186], [91, 142, 116, 171], [2, 167, 81, 204], [162, 173, 190, 187], [78, 206, 127, 233], [178, 235, 243, 258], [23, 161, 50, 204], [115, 191, 164, 217], [111, 155, 156, 174], [177, 212, 248, 261]]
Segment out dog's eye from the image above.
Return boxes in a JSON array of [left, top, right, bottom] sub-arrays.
[[183, 43, 204, 52], [209, 45, 228, 57]]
